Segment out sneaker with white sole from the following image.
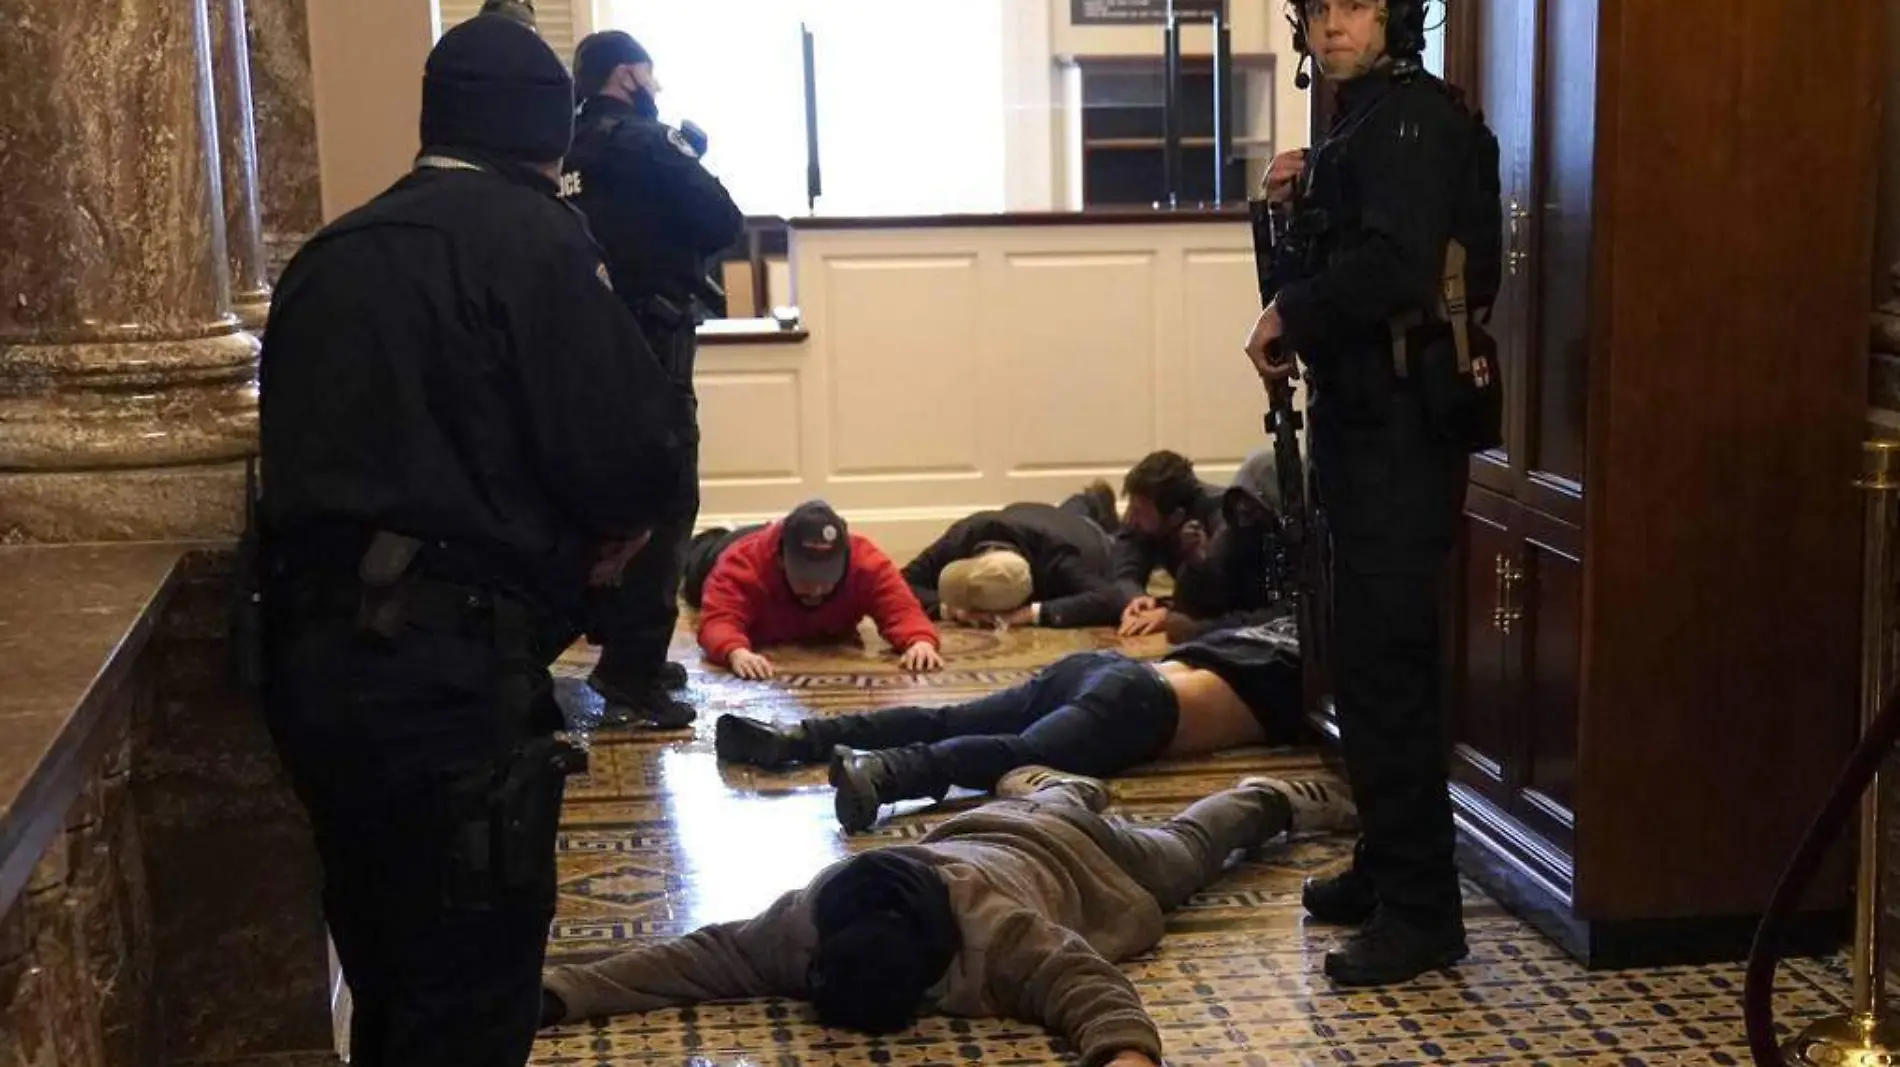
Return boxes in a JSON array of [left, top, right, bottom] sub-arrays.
[[995, 766, 1111, 813], [1238, 776, 1357, 835]]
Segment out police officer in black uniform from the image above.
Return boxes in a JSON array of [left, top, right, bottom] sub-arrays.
[[256, 15, 689, 1065], [1244, 0, 1495, 986], [564, 31, 745, 727]]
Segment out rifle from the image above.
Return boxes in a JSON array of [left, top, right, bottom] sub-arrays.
[[1245, 196, 1311, 610]]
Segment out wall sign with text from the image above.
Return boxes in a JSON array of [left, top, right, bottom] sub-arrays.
[[1071, 0, 1223, 24]]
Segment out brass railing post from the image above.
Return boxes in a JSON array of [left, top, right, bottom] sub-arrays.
[[1784, 439, 1900, 1065]]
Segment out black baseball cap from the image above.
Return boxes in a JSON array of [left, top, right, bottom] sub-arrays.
[[782, 501, 850, 587]]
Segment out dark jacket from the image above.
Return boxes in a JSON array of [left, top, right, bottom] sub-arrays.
[[1163, 616, 1303, 741], [902, 503, 1119, 628], [1271, 65, 1476, 568], [259, 160, 691, 616], [1170, 451, 1291, 638], [563, 95, 744, 352], [1104, 480, 1226, 609]]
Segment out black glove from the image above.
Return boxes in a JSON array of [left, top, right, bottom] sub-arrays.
[[680, 120, 709, 158]]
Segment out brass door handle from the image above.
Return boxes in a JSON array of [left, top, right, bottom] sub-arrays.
[[1507, 199, 1531, 277], [1493, 552, 1524, 634]]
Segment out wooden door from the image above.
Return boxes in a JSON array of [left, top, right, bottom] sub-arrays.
[[1467, 0, 1541, 500]]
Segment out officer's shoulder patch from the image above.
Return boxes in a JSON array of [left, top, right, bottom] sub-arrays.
[[666, 127, 699, 159], [594, 263, 614, 291]]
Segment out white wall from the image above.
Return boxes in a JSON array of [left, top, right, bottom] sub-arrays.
[[1003, 1, 1060, 210], [309, 0, 434, 221], [696, 219, 1279, 557]]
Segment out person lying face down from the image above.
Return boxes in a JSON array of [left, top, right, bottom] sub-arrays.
[[717, 615, 1303, 833], [1166, 448, 1296, 643], [693, 500, 944, 680], [538, 770, 1355, 1067], [900, 482, 1125, 630]]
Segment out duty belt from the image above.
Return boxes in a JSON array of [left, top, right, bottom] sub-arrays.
[[281, 573, 508, 639]]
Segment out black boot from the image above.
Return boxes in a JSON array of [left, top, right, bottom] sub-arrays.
[[656, 661, 690, 691], [1303, 867, 1378, 926], [828, 745, 950, 834], [714, 715, 828, 767], [1303, 839, 1377, 925], [1323, 908, 1469, 987], [587, 672, 696, 730]]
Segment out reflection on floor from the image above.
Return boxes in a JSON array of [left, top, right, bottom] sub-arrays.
[[535, 624, 1846, 1066]]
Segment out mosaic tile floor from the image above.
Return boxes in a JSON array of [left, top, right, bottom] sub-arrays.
[[535, 623, 1847, 1066]]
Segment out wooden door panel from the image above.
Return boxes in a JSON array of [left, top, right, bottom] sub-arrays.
[[1526, 0, 1598, 510], [1446, 508, 1518, 802], [1514, 511, 1583, 853], [1474, 0, 1540, 478]]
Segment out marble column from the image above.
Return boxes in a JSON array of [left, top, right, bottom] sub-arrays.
[[0, 0, 258, 543], [208, 0, 274, 329], [246, 0, 322, 274]]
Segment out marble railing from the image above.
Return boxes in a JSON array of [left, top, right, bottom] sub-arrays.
[[0, 545, 333, 1067], [1, 546, 179, 1065]]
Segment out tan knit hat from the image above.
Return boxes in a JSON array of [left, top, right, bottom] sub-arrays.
[[939, 550, 1032, 613]]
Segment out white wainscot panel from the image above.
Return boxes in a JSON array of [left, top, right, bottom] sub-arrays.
[[1183, 249, 1277, 464], [696, 371, 802, 483], [823, 255, 981, 478], [996, 251, 1157, 474]]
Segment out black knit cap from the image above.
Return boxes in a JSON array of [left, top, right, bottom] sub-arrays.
[[421, 15, 574, 163], [573, 31, 653, 100]]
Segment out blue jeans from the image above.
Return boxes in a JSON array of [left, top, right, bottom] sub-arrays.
[[814, 651, 1180, 790]]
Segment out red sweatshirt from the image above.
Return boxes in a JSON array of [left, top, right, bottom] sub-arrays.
[[696, 522, 940, 666]]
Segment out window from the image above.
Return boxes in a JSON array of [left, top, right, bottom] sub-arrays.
[[592, 0, 810, 216], [802, 0, 1008, 216], [1421, 6, 1447, 78], [595, 0, 1010, 218]]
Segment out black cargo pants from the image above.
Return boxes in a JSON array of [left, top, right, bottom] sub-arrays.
[[1310, 366, 1470, 926], [587, 323, 700, 691], [263, 581, 573, 1067]]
